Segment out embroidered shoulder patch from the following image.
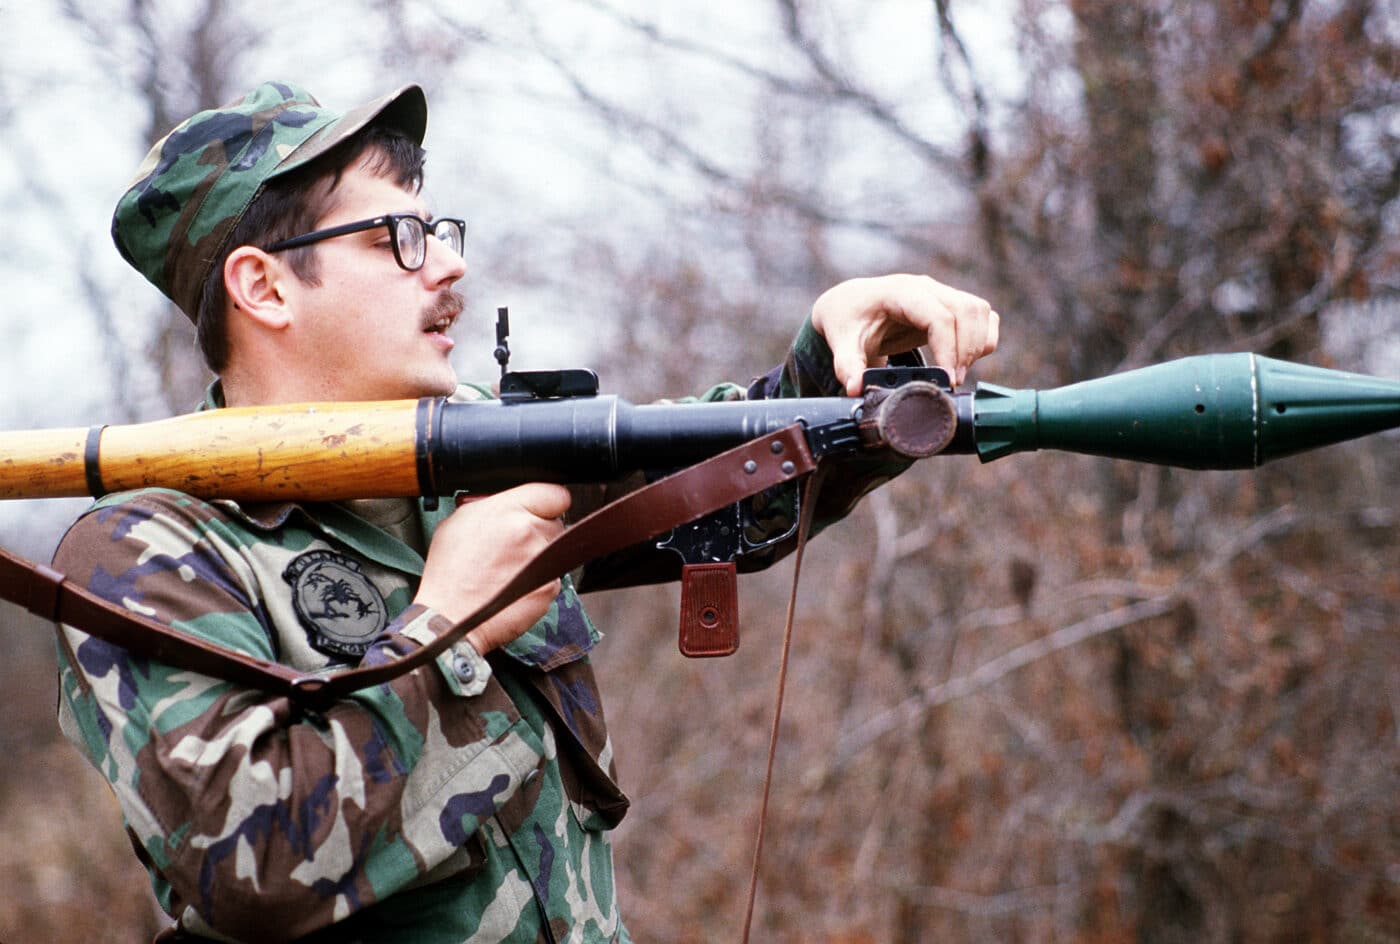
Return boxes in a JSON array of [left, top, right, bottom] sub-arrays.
[[282, 550, 389, 658]]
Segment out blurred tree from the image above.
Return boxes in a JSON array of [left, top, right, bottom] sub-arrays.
[[53, 0, 254, 417]]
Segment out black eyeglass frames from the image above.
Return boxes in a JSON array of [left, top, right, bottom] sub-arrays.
[[263, 214, 466, 271]]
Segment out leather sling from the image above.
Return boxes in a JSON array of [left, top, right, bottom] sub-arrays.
[[0, 423, 816, 710]]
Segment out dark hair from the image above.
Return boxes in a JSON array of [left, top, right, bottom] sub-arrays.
[[195, 125, 427, 372]]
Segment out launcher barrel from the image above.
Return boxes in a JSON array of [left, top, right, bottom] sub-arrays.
[[0, 395, 873, 501]]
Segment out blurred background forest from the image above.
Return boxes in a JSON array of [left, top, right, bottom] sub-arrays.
[[1, 0, 1397, 941]]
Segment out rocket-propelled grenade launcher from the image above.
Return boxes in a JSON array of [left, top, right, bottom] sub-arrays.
[[0, 353, 1397, 503], [2, 345, 1397, 659]]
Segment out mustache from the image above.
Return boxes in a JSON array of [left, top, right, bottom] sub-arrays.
[[422, 290, 465, 330]]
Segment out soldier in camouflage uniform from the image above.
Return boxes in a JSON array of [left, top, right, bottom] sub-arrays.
[[53, 81, 998, 942]]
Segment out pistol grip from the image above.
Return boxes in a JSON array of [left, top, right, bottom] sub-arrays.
[[678, 562, 739, 657]]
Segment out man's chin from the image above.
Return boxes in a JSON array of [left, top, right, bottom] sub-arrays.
[[354, 363, 459, 401], [411, 370, 460, 400]]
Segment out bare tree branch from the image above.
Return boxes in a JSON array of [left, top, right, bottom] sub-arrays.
[[523, 21, 963, 262], [886, 878, 1077, 916], [815, 505, 1301, 780], [773, 0, 965, 176]]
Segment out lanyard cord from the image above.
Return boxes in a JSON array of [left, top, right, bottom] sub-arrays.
[[740, 467, 825, 943]]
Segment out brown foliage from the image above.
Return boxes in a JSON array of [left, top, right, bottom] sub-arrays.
[[577, 1, 1400, 940], [596, 448, 1400, 943]]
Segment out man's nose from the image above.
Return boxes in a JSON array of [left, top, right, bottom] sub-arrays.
[[423, 234, 466, 284]]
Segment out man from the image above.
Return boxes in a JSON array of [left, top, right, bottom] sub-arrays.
[[54, 81, 998, 942]]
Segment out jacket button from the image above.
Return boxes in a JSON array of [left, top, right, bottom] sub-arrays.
[[452, 652, 475, 683]]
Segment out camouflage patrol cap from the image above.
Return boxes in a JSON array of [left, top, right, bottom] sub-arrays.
[[111, 80, 427, 322]]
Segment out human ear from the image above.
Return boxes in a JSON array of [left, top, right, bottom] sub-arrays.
[[223, 247, 292, 330]]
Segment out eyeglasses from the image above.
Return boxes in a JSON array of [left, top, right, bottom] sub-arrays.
[[263, 214, 466, 271]]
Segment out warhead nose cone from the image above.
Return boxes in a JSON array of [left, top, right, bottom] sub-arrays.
[[1254, 356, 1400, 464], [969, 353, 1400, 469]]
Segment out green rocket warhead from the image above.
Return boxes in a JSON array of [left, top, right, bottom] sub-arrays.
[[960, 353, 1400, 469]]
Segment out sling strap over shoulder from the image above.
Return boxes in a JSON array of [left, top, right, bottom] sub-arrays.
[[0, 424, 817, 710]]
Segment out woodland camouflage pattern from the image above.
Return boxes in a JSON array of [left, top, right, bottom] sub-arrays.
[[110, 80, 427, 322], [54, 320, 917, 941]]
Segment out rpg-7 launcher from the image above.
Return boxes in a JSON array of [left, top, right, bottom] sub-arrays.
[[1, 321, 1398, 676], [3, 350, 1397, 504]]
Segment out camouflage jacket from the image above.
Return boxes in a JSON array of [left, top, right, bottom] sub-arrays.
[[54, 319, 915, 942]]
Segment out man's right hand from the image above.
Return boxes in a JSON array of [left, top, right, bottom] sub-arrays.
[[413, 483, 572, 654]]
